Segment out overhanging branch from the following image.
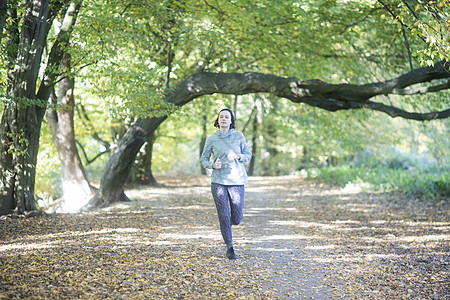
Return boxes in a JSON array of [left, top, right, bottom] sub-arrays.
[[365, 101, 450, 120], [166, 60, 449, 121], [392, 80, 450, 95]]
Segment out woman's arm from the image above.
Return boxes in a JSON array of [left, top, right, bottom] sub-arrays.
[[239, 133, 252, 163], [200, 138, 214, 169]]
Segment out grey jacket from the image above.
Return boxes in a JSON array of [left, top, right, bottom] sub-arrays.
[[200, 129, 252, 185]]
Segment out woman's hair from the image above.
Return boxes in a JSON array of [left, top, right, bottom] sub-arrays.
[[214, 108, 236, 129]]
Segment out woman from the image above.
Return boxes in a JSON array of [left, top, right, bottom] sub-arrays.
[[200, 108, 252, 259]]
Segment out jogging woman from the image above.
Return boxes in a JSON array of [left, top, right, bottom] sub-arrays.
[[200, 108, 252, 259]]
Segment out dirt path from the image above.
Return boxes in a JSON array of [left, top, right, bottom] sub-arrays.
[[124, 174, 448, 299], [1, 174, 448, 299], [123, 175, 334, 299], [233, 177, 334, 298]]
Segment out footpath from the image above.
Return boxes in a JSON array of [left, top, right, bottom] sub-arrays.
[[1, 174, 448, 299], [127, 175, 334, 299], [127, 174, 448, 299]]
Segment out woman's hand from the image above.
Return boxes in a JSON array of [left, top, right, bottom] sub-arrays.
[[213, 158, 222, 169], [227, 152, 241, 160]]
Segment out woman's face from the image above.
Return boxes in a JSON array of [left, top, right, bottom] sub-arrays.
[[218, 110, 232, 129]]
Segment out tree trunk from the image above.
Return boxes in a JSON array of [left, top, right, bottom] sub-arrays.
[[0, 105, 44, 215], [130, 132, 159, 186], [0, 1, 51, 215], [264, 98, 280, 175], [143, 132, 159, 186], [0, 0, 82, 216], [199, 113, 208, 175], [85, 117, 167, 209], [248, 109, 258, 176], [47, 53, 95, 213]]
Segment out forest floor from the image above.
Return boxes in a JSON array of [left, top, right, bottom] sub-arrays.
[[0, 174, 449, 299]]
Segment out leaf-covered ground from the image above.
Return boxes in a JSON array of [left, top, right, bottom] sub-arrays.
[[1, 175, 448, 299]]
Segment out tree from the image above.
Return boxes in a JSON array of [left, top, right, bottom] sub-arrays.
[[58, 0, 450, 209], [86, 62, 449, 208], [46, 52, 95, 212], [84, 116, 167, 208], [1, 0, 449, 214], [0, 0, 82, 215], [129, 132, 159, 186]]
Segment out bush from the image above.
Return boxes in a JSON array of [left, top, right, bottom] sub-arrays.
[[306, 148, 449, 198]]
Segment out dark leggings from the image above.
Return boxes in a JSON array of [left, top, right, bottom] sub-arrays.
[[211, 183, 245, 249]]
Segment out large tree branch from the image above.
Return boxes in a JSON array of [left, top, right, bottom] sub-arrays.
[[365, 101, 450, 120], [166, 60, 449, 121], [392, 80, 450, 95]]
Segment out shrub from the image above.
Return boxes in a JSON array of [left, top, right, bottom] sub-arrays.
[[306, 148, 449, 198]]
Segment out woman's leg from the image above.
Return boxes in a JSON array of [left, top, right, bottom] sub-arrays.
[[228, 185, 244, 226], [211, 183, 233, 249]]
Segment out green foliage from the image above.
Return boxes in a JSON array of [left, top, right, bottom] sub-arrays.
[[0, 95, 71, 111], [92, 63, 178, 119], [20, 0, 448, 200], [72, 90, 116, 181], [3, 130, 29, 161], [69, 0, 446, 121], [72, 0, 202, 120], [389, 0, 449, 65], [306, 147, 449, 198]]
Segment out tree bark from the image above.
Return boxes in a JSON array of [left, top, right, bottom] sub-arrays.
[[199, 113, 208, 175], [0, 1, 52, 215], [130, 132, 159, 186], [169, 63, 450, 119], [0, 0, 6, 45], [47, 53, 95, 213], [88, 60, 450, 209], [0, 0, 81, 216], [143, 133, 159, 186], [248, 108, 258, 176], [84, 117, 167, 209]]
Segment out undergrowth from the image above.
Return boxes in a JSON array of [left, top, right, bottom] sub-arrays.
[[306, 148, 449, 198]]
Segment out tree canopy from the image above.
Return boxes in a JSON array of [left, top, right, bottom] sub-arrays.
[[0, 0, 449, 214]]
